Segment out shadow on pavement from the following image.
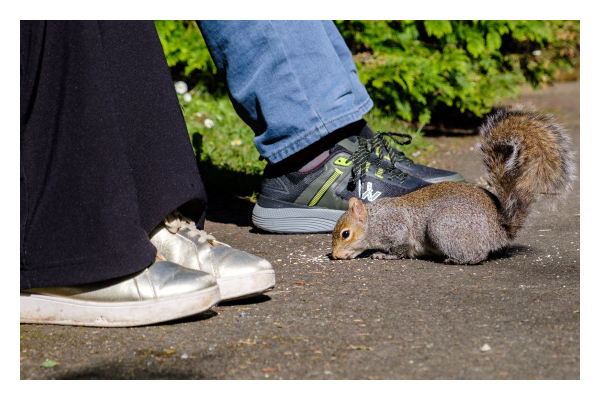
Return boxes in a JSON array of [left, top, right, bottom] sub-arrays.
[[58, 363, 209, 380], [204, 191, 255, 227], [192, 131, 263, 228], [155, 309, 219, 326], [218, 294, 272, 307]]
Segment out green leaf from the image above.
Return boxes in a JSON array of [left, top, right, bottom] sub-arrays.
[[486, 31, 502, 52], [423, 21, 453, 38], [394, 100, 412, 121], [41, 360, 58, 368], [466, 31, 485, 57]]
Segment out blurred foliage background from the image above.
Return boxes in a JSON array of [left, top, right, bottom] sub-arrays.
[[336, 20, 579, 125], [154, 20, 580, 196]]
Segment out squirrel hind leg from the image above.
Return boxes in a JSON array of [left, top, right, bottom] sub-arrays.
[[444, 257, 464, 265], [445, 245, 510, 264], [427, 206, 507, 265]]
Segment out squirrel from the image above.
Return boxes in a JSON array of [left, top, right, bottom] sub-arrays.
[[331, 106, 576, 264]]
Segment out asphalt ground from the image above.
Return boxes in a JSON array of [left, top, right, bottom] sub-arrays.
[[19, 81, 580, 380]]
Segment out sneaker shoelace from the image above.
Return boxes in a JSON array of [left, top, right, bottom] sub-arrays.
[[377, 132, 415, 167], [163, 210, 230, 247], [347, 132, 413, 190]]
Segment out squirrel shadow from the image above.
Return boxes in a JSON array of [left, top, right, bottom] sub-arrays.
[[505, 244, 536, 257], [326, 244, 535, 265]]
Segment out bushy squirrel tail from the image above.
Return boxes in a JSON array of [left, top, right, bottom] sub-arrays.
[[477, 106, 576, 238]]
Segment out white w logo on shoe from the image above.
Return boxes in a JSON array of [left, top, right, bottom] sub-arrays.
[[359, 181, 382, 202]]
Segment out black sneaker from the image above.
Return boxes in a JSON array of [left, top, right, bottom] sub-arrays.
[[251, 135, 432, 233], [358, 122, 465, 183]]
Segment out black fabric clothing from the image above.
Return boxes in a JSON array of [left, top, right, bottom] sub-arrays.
[[20, 21, 207, 289]]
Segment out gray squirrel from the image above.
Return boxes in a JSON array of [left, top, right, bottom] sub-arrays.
[[331, 106, 576, 264]]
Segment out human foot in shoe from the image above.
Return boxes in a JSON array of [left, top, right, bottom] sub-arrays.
[[20, 259, 220, 327], [252, 124, 432, 234], [150, 210, 276, 301]]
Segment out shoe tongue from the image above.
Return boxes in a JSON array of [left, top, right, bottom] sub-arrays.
[[343, 120, 374, 142], [358, 124, 375, 139]]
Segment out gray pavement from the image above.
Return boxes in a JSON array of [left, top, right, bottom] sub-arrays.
[[20, 82, 580, 380]]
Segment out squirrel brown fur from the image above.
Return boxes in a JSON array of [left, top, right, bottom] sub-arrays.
[[331, 106, 576, 264]]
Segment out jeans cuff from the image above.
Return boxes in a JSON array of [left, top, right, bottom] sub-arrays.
[[266, 97, 374, 164]]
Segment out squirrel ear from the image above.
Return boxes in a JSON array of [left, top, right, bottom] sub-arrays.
[[348, 197, 358, 211], [350, 198, 366, 224]]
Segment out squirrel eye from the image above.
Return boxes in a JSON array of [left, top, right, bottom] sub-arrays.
[[342, 230, 350, 240]]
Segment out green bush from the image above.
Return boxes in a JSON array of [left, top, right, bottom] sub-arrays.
[[335, 20, 579, 124], [155, 20, 579, 125]]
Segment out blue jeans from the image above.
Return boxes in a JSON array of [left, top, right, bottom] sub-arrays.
[[198, 21, 373, 164]]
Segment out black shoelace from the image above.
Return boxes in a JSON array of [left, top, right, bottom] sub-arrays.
[[377, 131, 415, 167], [347, 132, 413, 191]]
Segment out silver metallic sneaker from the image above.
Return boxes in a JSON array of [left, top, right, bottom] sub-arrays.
[[20, 260, 220, 327], [150, 211, 276, 301]]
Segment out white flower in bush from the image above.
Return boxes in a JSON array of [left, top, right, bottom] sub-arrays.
[[231, 139, 243, 146], [175, 81, 188, 94], [532, 50, 542, 56], [204, 119, 215, 128], [183, 93, 192, 102]]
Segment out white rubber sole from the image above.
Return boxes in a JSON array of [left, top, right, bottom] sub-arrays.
[[252, 204, 345, 233], [217, 270, 276, 301], [20, 285, 221, 327]]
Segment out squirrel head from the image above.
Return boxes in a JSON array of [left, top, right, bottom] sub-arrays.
[[332, 197, 369, 259]]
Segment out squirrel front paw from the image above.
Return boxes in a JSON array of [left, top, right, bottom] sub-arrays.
[[371, 252, 398, 260]]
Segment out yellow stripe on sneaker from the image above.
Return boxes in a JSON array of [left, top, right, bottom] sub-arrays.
[[308, 168, 343, 207]]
